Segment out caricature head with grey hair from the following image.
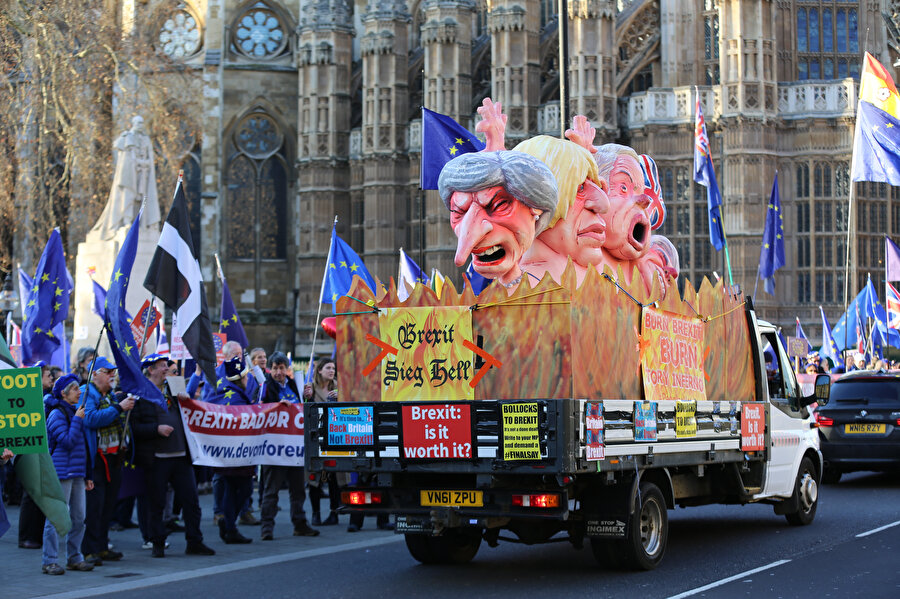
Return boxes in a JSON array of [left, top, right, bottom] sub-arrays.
[[594, 143, 651, 261], [438, 151, 557, 285]]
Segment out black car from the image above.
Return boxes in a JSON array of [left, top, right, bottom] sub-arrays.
[[815, 371, 900, 483]]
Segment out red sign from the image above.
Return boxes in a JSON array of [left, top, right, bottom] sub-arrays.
[[401, 403, 472, 459], [130, 300, 162, 355], [741, 403, 765, 451]]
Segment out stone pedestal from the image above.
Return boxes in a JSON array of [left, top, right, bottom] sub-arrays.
[[72, 225, 160, 359]]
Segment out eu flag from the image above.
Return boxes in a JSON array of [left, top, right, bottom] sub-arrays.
[[851, 101, 900, 185], [465, 260, 492, 296], [795, 317, 812, 354], [758, 174, 786, 295], [693, 96, 726, 251], [321, 227, 376, 305], [19, 268, 69, 369], [219, 278, 249, 349], [105, 210, 166, 409], [22, 230, 73, 366], [819, 306, 844, 369], [420, 107, 485, 190]]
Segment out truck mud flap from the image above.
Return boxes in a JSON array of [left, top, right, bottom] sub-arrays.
[[585, 519, 627, 538], [395, 515, 435, 535]]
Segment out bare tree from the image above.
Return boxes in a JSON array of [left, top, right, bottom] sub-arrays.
[[0, 0, 202, 279]]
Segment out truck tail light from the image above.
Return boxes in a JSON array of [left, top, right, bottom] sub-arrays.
[[511, 493, 560, 508], [323, 459, 337, 467], [814, 413, 834, 427], [341, 490, 382, 505]]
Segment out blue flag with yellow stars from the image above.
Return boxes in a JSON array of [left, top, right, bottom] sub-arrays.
[[819, 306, 844, 369], [22, 230, 73, 366], [104, 210, 166, 409], [219, 278, 249, 349], [420, 107, 485, 190], [321, 226, 376, 306], [758, 173, 785, 295]]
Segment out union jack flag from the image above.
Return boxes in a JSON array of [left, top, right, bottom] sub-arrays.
[[887, 282, 900, 329], [640, 154, 666, 231]]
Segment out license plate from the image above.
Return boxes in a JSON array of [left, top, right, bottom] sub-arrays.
[[420, 490, 483, 507], [845, 423, 887, 434]]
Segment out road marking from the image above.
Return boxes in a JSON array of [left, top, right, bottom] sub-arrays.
[[39, 535, 405, 599], [856, 520, 900, 538], [665, 559, 792, 599]]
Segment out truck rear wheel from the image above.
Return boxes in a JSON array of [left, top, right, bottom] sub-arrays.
[[405, 530, 482, 565], [784, 456, 819, 526], [590, 481, 668, 571]]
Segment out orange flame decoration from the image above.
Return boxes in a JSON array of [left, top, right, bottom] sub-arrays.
[[335, 263, 755, 403]]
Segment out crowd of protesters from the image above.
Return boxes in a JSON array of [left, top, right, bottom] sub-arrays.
[[798, 350, 900, 375], [1, 344, 392, 575]]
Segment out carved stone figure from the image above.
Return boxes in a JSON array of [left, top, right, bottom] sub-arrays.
[[90, 115, 161, 239]]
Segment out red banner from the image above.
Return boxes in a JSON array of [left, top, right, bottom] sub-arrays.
[[401, 403, 472, 459]]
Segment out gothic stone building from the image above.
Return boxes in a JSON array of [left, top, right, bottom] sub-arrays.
[[107, 0, 899, 354]]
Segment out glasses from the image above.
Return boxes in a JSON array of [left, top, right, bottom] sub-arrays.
[[96, 369, 112, 375]]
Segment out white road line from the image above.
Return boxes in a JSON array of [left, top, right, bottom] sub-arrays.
[[856, 520, 900, 538], [39, 535, 405, 599], [665, 559, 792, 599]]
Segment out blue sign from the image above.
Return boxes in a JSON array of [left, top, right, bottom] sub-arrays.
[[634, 401, 658, 442], [326, 405, 375, 448]]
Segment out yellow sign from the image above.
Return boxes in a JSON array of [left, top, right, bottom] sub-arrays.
[[501, 402, 541, 460], [675, 400, 697, 438], [640, 307, 707, 403], [378, 307, 475, 401]]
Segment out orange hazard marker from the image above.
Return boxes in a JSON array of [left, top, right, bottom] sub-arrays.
[[362, 334, 398, 376], [463, 339, 502, 388]]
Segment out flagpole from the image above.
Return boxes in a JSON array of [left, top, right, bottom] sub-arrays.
[[308, 216, 338, 374]]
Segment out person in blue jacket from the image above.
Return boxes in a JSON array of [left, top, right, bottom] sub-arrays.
[[79, 356, 135, 565], [41, 374, 95, 575]]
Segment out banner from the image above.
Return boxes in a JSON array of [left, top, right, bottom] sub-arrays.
[[377, 307, 475, 401], [401, 403, 472, 459], [179, 399, 304, 467], [169, 314, 188, 360], [0, 368, 48, 454], [501, 402, 541, 460], [640, 307, 707, 403]]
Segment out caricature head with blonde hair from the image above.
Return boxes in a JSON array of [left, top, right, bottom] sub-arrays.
[[513, 136, 610, 268]]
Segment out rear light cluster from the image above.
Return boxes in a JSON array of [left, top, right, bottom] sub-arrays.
[[341, 491, 382, 505], [511, 493, 560, 508], [814, 412, 834, 427]]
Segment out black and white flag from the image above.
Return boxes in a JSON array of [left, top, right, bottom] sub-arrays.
[[144, 178, 217, 384]]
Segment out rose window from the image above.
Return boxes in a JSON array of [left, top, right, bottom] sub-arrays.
[[234, 7, 287, 58], [158, 9, 202, 59], [235, 114, 283, 159]]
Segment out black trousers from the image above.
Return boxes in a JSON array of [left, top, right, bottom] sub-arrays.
[[260, 465, 307, 535], [82, 454, 123, 555], [144, 456, 203, 545], [308, 473, 339, 515], [18, 492, 45, 545]]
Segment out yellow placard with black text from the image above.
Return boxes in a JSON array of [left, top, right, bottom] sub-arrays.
[[501, 402, 541, 460], [378, 307, 475, 401]]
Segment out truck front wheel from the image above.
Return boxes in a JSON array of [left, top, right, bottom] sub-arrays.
[[591, 480, 668, 571], [784, 456, 819, 526]]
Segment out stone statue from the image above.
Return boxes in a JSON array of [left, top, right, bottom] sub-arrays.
[[90, 115, 161, 239]]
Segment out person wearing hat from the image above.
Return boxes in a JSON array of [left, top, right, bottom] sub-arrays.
[[41, 374, 95, 574], [130, 353, 215, 558], [80, 357, 135, 566], [208, 347, 259, 544], [806, 351, 826, 374]]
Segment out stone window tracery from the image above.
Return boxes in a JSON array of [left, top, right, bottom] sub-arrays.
[[231, 2, 290, 60], [158, 5, 203, 59]]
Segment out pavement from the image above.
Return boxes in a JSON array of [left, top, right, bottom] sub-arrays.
[[1, 485, 399, 598]]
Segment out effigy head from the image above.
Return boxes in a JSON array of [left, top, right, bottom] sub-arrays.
[[439, 150, 558, 282], [514, 135, 609, 268], [596, 144, 650, 261]]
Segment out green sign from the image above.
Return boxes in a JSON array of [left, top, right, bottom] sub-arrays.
[[0, 367, 48, 454]]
